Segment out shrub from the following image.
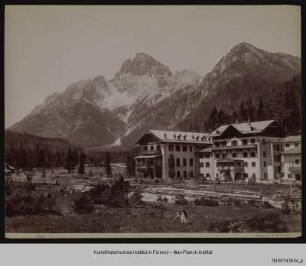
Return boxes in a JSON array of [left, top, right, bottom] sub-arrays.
[[6, 184, 55, 217], [233, 198, 244, 207], [157, 195, 169, 203], [248, 199, 257, 207], [107, 177, 130, 207], [215, 178, 221, 185], [246, 212, 288, 232], [208, 212, 288, 233], [262, 201, 274, 209], [194, 196, 219, 206], [89, 183, 111, 204], [88, 177, 131, 207], [157, 195, 163, 202], [174, 194, 188, 205], [209, 220, 251, 233], [72, 193, 94, 214], [248, 177, 256, 186], [128, 189, 143, 207], [208, 220, 232, 232]]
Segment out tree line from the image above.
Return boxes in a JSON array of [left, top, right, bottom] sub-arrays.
[[186, 76, 301, 134], [5, 136, 137, 177]]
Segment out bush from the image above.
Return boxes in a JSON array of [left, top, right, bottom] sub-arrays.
[[208, 220, 232, 232], [248, 178, 256, 186], [174, 194, 188, 205], [89, 184, 111, 204], [107, 177, 130, 207], [246, 212, 288, 232], [88, 177, 131, 207], [262, 201, 274, 209], [128, 189, 143, 207], [194, 196, 219, 206], [72, 193, 94, 214], [6, 183, 55, 217], [208, 212, 288, 233], [157, 195, 168, 203]]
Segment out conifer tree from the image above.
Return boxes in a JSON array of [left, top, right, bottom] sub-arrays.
[[78, 152, 86, 176], [105, 151, 112, 177]]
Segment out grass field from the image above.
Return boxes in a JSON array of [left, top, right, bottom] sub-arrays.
[[5, 167, 302, 235], [6, 202, 301, 234]]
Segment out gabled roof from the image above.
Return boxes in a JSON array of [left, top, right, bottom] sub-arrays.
[[284, 135, 301, 143], [142, 130, 212, 144], [211, 120, 275, 136]]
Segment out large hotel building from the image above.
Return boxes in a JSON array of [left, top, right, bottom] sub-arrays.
[[134, 120, 301, 183], [134, 130, 212, 180]]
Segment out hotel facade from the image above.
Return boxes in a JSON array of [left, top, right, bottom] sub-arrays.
[[134, 120, 301, 183], [134, 130, 212, 180], [199, 120, 287, 183]]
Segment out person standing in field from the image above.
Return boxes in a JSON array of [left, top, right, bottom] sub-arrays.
[[173, 207, 188, 224]]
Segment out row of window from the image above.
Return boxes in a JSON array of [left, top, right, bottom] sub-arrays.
[[201, 160, 300, 169], [200, 161, 258, 168], [169, 144, 193, 152], [169, 157, 194, 167], [285, 143, 299, 148], [215, 173, 257, 179], [214, 138, 257, 147], [273, 144, 282, 151], [142, 145, 160, 151], [214, 151, 257, 159]]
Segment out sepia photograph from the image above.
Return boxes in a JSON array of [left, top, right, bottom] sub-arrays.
[[4, 5, 302, 238]]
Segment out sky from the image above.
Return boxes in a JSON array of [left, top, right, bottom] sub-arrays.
[[5, 5, 301, 127]]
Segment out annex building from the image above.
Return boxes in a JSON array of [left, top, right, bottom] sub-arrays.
[[281, 135, 301, 182]]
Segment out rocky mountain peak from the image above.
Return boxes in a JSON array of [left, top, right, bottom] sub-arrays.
[[9, 43, 301, 149], [93, 75, 110, 92], [230, 42, 260, 53], [115, 52, 172, 78]]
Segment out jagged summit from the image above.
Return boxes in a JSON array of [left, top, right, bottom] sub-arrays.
[[134, 52, 156, 61], [231, 42, 260, 51], [115, 52, 172, 78], [9, 43, 301, 149]]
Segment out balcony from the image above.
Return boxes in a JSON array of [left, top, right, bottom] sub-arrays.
[[216, 159, 244, 170], [217, 165, 244, 171]]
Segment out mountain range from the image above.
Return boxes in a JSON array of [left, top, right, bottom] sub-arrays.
[[9, 42, 301, 149]]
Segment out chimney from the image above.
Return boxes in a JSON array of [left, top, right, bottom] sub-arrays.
[[164, 132, 167, 138]]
